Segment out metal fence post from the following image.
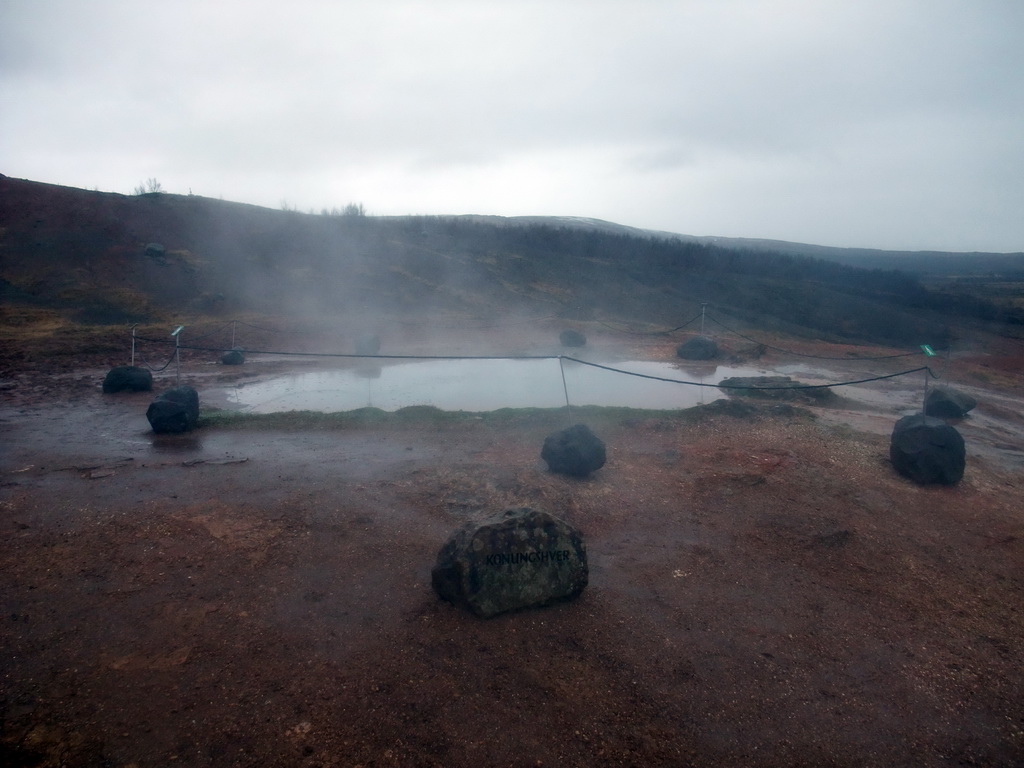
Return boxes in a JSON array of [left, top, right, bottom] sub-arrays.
[[172, 326, 185, 385]]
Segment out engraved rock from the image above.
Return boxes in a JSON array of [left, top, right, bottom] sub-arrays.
[[221, 346, 246, 365], [431, 507, 588, 618]]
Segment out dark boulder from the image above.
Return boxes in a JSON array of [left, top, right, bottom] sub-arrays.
[[924, 386, 977, 419], [676, 336, 719, 360], [541, 424, 606, 477], [719, 375, 834, 403], [355, 334, 381, 355], [102, 365, 153, 393], [432, 507, 588, 618], [221, 347, 245, 365], [890, 413, 965, 485], [146, 387, 200, 434], [559, 329, 586, 347]]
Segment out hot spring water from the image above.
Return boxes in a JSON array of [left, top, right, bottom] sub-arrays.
[[218, 358, 794, 413]]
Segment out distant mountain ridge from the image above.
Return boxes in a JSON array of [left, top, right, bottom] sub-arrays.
[[450, 213, 1024, 276]]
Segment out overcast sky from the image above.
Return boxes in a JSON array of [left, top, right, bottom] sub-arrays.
[[2, 1, 1022, 252]]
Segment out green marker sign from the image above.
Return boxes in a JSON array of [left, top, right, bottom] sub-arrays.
[[920, 344, 936, 357]]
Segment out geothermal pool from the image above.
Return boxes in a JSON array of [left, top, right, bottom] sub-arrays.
[[217, 358, 796, 413]]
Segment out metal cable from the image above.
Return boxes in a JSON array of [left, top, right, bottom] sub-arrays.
[[167, 340, 936, 391], [136, 346, 178, 372], [560, 356, 938, 389]]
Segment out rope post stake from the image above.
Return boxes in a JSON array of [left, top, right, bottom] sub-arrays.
[[172, 325, 185, 385], [700, 302, 708, 336], [920, 344, 937, 413], [558, 356, 574, 426], [231, 320, 236, 348], [131, 324, 138, 367]]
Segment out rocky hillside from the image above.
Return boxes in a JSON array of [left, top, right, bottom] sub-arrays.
[[1, 174, 1018, 346]]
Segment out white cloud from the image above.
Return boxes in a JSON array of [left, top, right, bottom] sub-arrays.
[[2, 0, 1022, 250]]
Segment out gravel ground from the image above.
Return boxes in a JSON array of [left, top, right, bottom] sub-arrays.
[[2, 326, 1023, 767]]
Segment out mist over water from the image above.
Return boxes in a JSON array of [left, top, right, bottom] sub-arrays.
[[218, 358, 779, 413]]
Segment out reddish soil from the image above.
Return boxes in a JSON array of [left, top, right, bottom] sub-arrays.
[[2, 324, 1023, 767]]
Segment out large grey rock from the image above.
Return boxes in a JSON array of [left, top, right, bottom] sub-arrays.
[[890, 413, 965, 485], [559, 329, 586, 347], [221, 346, 245, 365], [102, 365, 153, 393], [541, 424, 606, 477], [432, 507, 588, 618], [676, 336, 718, 360], [146, 386, 200, 434], [924, 386, 977, 419]]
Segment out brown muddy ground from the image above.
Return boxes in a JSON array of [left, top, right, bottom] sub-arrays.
[[1, 324, 1023, 767]]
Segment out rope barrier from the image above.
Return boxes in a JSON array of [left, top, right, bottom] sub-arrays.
[[136, 310, 929, 364], [136, 346, 178, 372], [128, 313, 949, 396], [560, 356, 938, 390], [150, 338, 937, 392]]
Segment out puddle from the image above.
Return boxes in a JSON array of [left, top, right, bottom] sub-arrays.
[[212, 358, 790, 413], [206, 356, 965, 420]]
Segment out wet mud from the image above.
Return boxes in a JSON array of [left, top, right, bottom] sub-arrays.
[[2, 333, 1023, 767]]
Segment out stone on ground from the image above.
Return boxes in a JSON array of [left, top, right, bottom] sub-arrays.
[[541, 424, 606, 476], [146, 386, 200, 434], [102, 365, 153, 393], [924, 386, 977, 418], [432, 507, 588, 618], [676, 336, 718, 360], [889, 413, 965, 485]]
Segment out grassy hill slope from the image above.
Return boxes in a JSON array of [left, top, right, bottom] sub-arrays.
[[2, 174, 1018, 347]]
